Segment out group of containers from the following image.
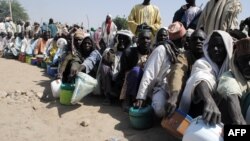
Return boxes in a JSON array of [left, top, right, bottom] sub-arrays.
[[18, 53, 75, 105], [17, 53, 228, 140], [18, 53, 58, 77], [129, 105, 224, 141]]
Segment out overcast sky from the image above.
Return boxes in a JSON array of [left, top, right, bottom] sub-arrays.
[[17, 0, 249, 29]]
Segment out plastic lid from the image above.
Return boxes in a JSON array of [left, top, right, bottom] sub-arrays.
[[129, 105, 153, 117], [60, 83, 75, 90], [176, 109, 193, 121]]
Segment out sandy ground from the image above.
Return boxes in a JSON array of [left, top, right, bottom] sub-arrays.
[[0, 57, 180, 141]]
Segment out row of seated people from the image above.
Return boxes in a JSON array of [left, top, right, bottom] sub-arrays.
[[2, 21, 249, 128], [58, 21, 250, 127]]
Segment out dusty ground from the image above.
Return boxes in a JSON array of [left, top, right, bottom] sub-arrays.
[[0, 57, 180, 141]]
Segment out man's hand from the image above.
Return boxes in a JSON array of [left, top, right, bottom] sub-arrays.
[[70, 64, 86, 77], [134, 99, 145, 108], [136, 23, 149, 34], [79, 65, 86, 72], [203, 99, 221, 125], [70, 66, 78, 78], [165, 91, 179, 118], [56, 72, 63, 80], [195, 81, 221, 125]]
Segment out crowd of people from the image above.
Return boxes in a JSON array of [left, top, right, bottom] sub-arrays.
[[0, 0, 250, 139]]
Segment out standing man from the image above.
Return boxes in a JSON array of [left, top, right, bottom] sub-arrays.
[[127, 0, 161, 36], [101, 14, 117, 48], [48, 18, 58, 38], [196, 0, 242, 35], [173, 0, 201, 29], [240, 17, 250, 37]]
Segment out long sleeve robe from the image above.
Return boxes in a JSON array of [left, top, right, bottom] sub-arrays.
[[127, 4, 161, 36]]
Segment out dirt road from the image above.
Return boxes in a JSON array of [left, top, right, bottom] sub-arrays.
[[0, 57, 179, 141]]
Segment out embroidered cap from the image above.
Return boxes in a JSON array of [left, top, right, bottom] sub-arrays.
[[168, 22, 187, 40]]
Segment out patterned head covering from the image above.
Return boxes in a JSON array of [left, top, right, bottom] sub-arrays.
[[168, 22, 186, 40], [74, 29, 85, 39]]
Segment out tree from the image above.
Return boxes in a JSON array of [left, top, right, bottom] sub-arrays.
[[113, 15, 128, 30], [0, 0, 29, 22]]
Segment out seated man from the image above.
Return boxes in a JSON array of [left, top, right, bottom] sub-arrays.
[[152, 27, 168, 49], [58, 29, 101, 83], [217, 38, 250, 124], [44, 37, 59, 66], [134, 22, 186, 117], [165, 29, 207, 117], [99, 30, 134, 105], [34, 30, 52, 56], [3, 32, 16, 58], [178, 30, 234, 125], [120, 29, 153, 111]]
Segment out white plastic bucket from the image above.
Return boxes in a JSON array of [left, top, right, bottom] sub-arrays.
[[51, 79, 62, 98], [183, 116, 224, 141]]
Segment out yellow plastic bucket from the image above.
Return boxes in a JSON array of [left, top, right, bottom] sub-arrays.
[[25, 55, 32, 64]]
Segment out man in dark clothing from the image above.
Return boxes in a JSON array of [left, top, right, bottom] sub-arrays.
[[100, 30, 134, 105], [173, 0, 201, 29], [240, 17, 250, 37], [120, 29, 152, 111], [58, 30, 101, 83], [48, 18, 58, 38]]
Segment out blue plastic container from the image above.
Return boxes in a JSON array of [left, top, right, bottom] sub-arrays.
[[31, 58, 37, 65], [47, 65, 58, 77]]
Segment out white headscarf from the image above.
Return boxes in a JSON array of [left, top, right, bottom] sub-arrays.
[[203, 30, 234, 78], [113, 30, 134, 51], [230, 38, 250, 93], [178, 30, 234, 113]]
